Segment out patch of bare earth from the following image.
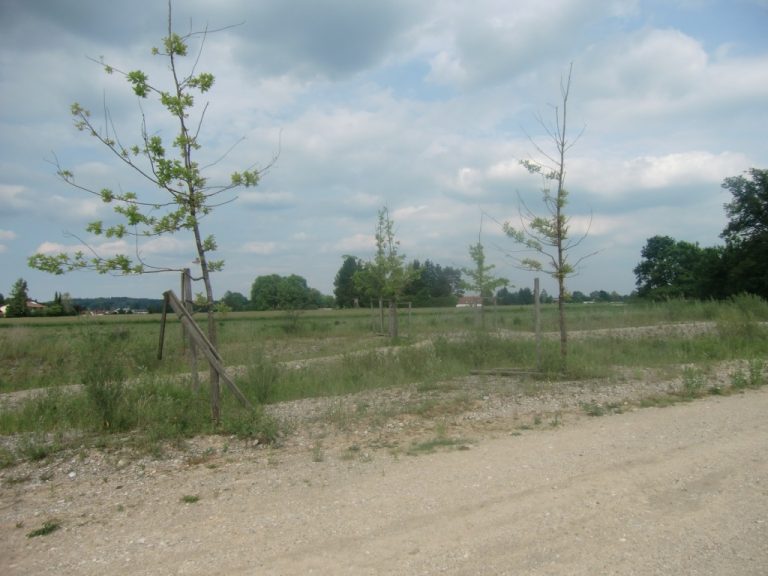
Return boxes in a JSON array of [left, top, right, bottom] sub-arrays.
[[1, 322, 766, 575]]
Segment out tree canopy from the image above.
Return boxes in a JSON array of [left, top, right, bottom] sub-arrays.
[[720, 168, 768, 299], [633, 236, 704, 300], [250, 274, 326, 311], [334, 255, 364, 308], [634, 168, 768, 301]]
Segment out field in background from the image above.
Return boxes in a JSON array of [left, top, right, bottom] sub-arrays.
[[1, 296, 767, 465], [2, 297, 765, 391]]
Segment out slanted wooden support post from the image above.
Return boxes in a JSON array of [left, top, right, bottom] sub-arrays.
[[163, 290, 253, 411]]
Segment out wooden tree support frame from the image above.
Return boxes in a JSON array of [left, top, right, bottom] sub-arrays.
[[158, 289, 253, 411]]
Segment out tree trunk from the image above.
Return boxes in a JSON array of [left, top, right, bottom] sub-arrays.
[[557, 278, 567, 372], [192, 220, 220, 424], [534, 278, 542, 372]]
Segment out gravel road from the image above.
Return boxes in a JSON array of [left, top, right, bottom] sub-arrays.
[[2, 387, 766, 575]]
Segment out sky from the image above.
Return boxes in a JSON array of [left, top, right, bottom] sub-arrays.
[[1, 0, 767, 302]]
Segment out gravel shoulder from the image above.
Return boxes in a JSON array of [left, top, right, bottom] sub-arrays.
[[2, 382, 766, 575]]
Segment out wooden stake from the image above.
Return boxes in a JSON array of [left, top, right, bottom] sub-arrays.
[[163, 290, 253, 410]]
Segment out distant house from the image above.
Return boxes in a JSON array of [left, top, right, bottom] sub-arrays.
[[456, 295, 484, 308], [0, 300, 46, 317]]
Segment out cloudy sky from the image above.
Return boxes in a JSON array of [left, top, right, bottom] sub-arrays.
[[1, 0, 767, 302]]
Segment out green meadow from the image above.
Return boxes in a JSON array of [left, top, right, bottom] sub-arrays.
[[1, 296, 766, 465]]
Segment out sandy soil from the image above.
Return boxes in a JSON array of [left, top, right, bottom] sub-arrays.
[[2, 384, 766, 575]]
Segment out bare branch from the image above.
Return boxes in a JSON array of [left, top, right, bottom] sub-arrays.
[[200, 135, 245, 171]]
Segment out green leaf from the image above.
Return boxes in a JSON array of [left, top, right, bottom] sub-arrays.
[[521, 258, 543, 271], [70, 102, 87, 117], [105, 224, 127, 239], [230, 170, 260, 187], [189, 72, 215, 93], [163, 33, 187, 56], [127, 70, 149, 98], [202, 235, 217, 253]]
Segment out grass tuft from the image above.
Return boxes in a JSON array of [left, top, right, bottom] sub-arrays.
[[26, 520, 61, 538]]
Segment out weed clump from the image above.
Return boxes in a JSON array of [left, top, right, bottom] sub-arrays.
[[731, 360, 765, 390], [26, 520, 60, 538]]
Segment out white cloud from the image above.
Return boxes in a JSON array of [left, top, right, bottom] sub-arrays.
[[0, 184, 31, 210], [48, 195, 104, 220], [34, 241, 66, 255], [571, 151, 751, 198], [239, 191, 296, 209], [241, 241, 278, 255], [581, 28, 768, 134], [448, 167, 484, 198], [427, 50, 467, 86], [393, 205, 428, 220], [424, 0, 639, 88], [333, 233, 375, 252], [141, 237, 189, 256], [0, 229, 16, 253], [34, 239, 130, 257], [349, 192, 383, 209]]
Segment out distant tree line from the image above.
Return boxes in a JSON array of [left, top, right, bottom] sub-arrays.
[[635, 169, 767, 301], [72, 297, 165, 313], [333, 255, 463, 308]]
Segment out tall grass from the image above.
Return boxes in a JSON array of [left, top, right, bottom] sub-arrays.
[[1, 297, 766, 465], [3, 298, 767, 393], [0, 377, 278, 462]]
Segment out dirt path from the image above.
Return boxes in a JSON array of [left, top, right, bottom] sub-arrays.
[[2, 388, 766, 575]]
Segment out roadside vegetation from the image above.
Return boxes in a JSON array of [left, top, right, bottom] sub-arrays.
[[1, 296, 766, 467]]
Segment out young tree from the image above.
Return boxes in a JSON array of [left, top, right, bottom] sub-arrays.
[[503, 64, 592, 371], [333, 255, 364, 308], [27, 3, 265, 420], [461, 242, 508, 328], [355, 207, 417, 339], [6, 278, 30, 318]]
